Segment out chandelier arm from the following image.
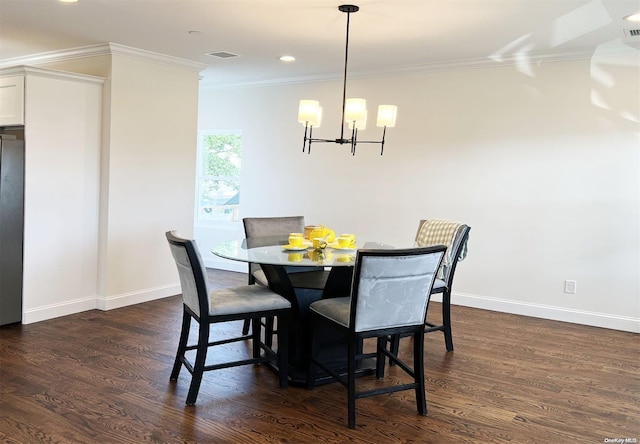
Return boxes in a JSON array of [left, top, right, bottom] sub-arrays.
[[351, 127, 357, 155], [302, 122, 309, 153], [306, 137, 347, 143]]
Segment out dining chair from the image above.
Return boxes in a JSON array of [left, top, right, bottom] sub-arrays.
[[390, 219, 471, 355], [417, 219, 470, 351], [166, 231, 291, 405], [241, 216, 330, 336], [243, 216, 330, 287], [306, 245, 446, 429]]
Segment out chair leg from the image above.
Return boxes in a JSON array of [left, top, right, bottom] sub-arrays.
[[347, 336, 357, 429], [264, 316, 275, 348], [376, 336, 387, 378], [277, 311, 289, 388], [442, 290, 454, 352], [243, 269, 258, 336], [170, 308, 191, 381], [242, 318, 251, 335], [388, 334, 400, 366], [252, 317, 261, 358], [186, 320, 210, 406], [413, 330, 427, 415], [244, 316, 274, 348]]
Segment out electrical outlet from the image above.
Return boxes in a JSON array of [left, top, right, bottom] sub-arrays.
[[564, 280, 577, 294]]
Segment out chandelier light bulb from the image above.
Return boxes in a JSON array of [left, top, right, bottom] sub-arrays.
[[298, 100, 320, 125], [376, 105, 398, 128], [348, 110, 367, 130], [344, 98, 367, 123], [310, 107, 322, 128]]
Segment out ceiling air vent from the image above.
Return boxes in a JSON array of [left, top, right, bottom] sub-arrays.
[[624, 28, 640, 37], [205, 51, 240, 59]]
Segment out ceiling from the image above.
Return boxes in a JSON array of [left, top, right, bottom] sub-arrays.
[[0, 0, 638, 88]]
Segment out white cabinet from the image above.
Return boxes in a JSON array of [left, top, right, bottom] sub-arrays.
[[0, 75, 25, 125]]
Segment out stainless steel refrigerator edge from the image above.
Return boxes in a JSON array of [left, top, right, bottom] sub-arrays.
[[0, 131, 24, 325]]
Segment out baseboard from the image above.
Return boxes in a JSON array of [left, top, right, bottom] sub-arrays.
[[22, 284, 181, 325], [22, 296, 98, 324], [23, 283, 638, 334], [441, 291, 640, 333], [96, 284, 181, 311]]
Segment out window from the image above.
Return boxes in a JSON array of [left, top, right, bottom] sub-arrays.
[[196, 131, 241, 224]]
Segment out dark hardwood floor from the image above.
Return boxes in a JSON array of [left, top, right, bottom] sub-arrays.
[[1, 269, 638, 443]]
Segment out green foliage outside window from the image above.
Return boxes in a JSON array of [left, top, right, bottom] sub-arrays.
[[201, 134, 241, 177], [198, 133, 241, 222]]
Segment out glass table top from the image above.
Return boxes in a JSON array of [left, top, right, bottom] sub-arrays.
[[212, 236, 401, 267]]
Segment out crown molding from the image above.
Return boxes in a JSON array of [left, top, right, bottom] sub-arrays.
[[0, 65, 105, 84], [200, 44, 639, 91], [0, 43, 207, 72]]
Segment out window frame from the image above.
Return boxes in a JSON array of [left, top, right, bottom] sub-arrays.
[[194, 129, 242, 228]]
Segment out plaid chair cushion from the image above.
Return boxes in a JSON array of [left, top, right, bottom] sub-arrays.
[[415, 220, 468, 279]]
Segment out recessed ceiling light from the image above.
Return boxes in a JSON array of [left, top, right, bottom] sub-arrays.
[[624, 13, 640, 22], [279, 55, 296, 62], [59, 0, 79, 3]]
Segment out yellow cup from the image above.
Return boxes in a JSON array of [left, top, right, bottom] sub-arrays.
[[337, 236, 353, 248], [336, 254, 352, 263], [288, 233, 304, 247], [340, 233, 356, 245]]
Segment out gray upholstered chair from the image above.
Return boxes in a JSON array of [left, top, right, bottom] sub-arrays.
[[389, 220, 470, 355], [413, 219, 470, 351], [166, 231, 291, 405], [243, 216, 328, 288], [241, 216, 330, 336], [306, 245, 446, 429]]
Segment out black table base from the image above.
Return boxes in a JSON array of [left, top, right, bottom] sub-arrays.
[[259, 264, 377, 386]]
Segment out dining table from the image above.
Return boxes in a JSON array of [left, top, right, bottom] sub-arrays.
[[212, 235, 398, 385]]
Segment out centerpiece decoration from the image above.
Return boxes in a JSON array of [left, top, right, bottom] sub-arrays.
[[309, 225, 335, 261]]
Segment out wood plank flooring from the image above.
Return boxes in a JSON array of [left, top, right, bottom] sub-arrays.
[[1, 269, 638, 443]]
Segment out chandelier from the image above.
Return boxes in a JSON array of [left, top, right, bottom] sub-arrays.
[[297, 4, 397, 156]]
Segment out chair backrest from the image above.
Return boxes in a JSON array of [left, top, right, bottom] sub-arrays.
[[350, 246, 446, 333], [414, 220, 470, 284], [243, 216, 305, 238], [166, 231, 210, 318], [243, 216, 306, 277]]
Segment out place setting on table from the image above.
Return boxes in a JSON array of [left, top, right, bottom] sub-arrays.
[[280, 225, 358, 264]]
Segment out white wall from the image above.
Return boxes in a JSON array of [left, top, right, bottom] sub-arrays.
[[198, 53, 639, 332], [19, 69, 103, 323], [98, 55, 200, 308], [20, 47, 202, 320]]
